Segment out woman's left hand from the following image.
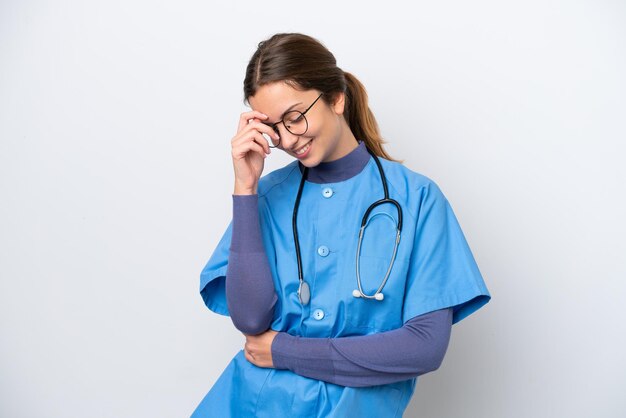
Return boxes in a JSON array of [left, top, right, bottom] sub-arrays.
[[244, 329, 279, 368]]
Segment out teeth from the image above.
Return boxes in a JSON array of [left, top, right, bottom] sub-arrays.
[[295, 142, 311, 155]]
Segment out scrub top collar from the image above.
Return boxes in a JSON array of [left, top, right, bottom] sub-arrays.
[[298, 140, 370, 184]]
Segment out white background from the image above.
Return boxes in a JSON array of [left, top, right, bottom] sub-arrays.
[[1, 1, 625, 417]]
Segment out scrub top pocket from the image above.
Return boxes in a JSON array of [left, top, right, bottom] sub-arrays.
[[344, 254, 410, 333], [254, 369, 318, 418]]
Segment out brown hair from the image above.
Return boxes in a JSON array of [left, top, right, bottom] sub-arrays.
[[243, 33, 401, 162]]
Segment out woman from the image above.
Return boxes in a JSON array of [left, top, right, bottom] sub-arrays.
[[192, 33, 491, 418]]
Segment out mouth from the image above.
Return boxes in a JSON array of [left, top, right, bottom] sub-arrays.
[[293, 139, 313, 158]]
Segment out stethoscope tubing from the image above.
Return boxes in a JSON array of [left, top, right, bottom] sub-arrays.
[[293, 145, 403, 305]]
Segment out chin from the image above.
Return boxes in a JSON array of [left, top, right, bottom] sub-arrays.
[[299, 158, 320, 168]]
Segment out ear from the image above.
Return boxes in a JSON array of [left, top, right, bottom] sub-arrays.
[[330, 92, 346, 116]]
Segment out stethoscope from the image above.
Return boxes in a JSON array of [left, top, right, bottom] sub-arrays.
[[293, 146, 403, 306]]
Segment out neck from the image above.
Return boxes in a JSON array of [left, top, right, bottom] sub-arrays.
[[298, 140, 371, 183]]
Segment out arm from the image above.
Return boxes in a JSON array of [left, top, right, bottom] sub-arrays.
[[225, 194, 277, 335], [268, 308, 453, 388]]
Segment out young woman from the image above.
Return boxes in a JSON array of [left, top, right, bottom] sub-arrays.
[[192, 33, 491, 418]]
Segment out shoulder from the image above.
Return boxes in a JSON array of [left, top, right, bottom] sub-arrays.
[[377, 157, 458, 234], [377, 157, 447, 204], [257, 160, 300, 199]]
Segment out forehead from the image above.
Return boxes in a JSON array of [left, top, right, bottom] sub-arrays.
[[249, 82, 317, 119]]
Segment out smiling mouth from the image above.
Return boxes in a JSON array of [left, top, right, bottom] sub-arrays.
[[294, 140, 312, 155]]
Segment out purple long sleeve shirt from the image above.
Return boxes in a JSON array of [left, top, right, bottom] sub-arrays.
[[225, 140, 453, 387]]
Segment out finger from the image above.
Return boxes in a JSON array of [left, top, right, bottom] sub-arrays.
[[241, 129, 272, 155], [237, 111, 269, 132], [232, 127, 271, 156], [232, 132, 270, 159], [238, 138, 267, 161], [251, 132, 272, 156], [234, 121, 278, 153], [248, 119, 281, 142]]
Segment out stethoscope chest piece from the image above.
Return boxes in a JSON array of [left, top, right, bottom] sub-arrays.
[[298, 280, 311, 305]]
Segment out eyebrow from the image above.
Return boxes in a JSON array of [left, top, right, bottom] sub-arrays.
[[263, 102, 303, 126]]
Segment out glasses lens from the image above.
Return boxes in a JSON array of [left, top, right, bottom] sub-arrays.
[[283, 111, 308, 135], [262, 131, 280, 148]]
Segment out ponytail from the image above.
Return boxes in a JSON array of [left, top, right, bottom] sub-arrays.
[[343, 72, 402, 163]]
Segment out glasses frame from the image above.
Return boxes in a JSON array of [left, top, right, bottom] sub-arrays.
[[263, 93, 324, 149]]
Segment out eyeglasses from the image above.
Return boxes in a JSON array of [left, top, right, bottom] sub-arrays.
[[263, 93, 324, 148]]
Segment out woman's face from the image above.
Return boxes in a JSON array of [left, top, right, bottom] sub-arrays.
[[248, 81, 357, 167]]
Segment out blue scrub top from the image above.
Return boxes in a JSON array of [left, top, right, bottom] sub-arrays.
[[192, 155, 491, 418]]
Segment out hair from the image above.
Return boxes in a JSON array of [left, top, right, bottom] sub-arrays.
[[243, 33, 401, 163]]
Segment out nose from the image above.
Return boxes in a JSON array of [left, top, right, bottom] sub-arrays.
[[276, 126, 301, 151]]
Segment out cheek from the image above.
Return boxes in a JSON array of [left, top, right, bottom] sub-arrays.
[[309, 116, 338, 139]]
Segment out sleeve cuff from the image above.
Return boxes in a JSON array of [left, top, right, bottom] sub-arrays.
[[271, 332, 336, 375], [271, 332, 296, 370], [231, 194, 264, 252]]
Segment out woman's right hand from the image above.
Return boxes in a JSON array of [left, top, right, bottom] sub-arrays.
[[231, 111, 280, 195]]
